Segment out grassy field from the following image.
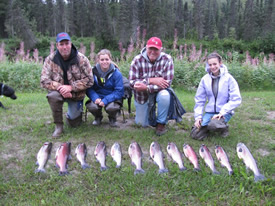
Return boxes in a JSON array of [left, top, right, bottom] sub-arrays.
[[0, 90, 274, 205]]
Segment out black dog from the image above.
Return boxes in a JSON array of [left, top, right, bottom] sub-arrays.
[[0, 83, 17, 109]]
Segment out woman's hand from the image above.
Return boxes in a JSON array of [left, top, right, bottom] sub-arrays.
[[194, 118, 202, 129], [212, 114, 223, 120]]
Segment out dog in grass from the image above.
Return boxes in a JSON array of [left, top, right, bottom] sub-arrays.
[[0, 83, 17, 109]]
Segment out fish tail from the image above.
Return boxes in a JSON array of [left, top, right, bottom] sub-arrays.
[[254, 174, 266, 182], [116, 165, 121, 168], [81, 163, 91, 170], [228, 170, 234, 175], [134, 169, 145, 175], [193, 168, 201, 172], [100, 166, 108, 171], [179, 166, 187, 171], [35, 168, 45, 173], [213, 169, 220, 175], [158, 168, 169, 174], [59, 171, 69, 176]]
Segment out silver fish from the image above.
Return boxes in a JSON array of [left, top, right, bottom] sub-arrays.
[[237, 143, 265, 182], [215, 145, 233, 175], [183, 144, 200, 172], [75, 143, 90, 169], [167, 142, 186, 171], [55, 142, 71, 176], [94, 141, 108, 171], [128, 141, 145, 175], [199, 144, 219, 175], [150, 141, 168, 174], [35, 142, 52, 173], [111, 142, 122, 168]]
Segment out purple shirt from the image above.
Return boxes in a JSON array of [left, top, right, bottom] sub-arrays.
[[129, 48, 174, 104]]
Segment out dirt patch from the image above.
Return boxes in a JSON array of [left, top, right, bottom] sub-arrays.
[[256, 148, 270, 157], [266, 111, 275, 120]]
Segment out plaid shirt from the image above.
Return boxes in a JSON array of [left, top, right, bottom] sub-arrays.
[[129, 49, 174, 104]]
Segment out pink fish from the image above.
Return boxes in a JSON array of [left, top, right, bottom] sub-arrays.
[[35, 142, 52, 173], [215, 145, 233, 175], [199, 144, 219, 175], [167, 142, 186, 171], [55, 142, 71, 175], [75, 143, 90, 170], [183, 144, 200, 172]]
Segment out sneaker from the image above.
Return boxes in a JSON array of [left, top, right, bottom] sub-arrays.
[[92, 117, 102, 126], [156, 123, 167, 136]]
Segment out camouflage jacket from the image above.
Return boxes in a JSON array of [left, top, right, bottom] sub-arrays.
[[41, 51, 94, 101]]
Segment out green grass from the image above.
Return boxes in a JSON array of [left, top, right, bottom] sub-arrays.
[[0, 91, 274, 205]]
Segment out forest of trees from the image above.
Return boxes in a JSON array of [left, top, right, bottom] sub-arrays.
[[0, 0, 274, 50]]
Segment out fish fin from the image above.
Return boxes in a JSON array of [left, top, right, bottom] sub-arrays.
[[35, 168, 45, 173], [36, 161, 39, 166], [158, 168, 169, 174], [81, 163, 91, 170], [55, 163, 60, 168], [220, 163, 225, 167], [68, 155, 72, 160], [116, 165, 121, 169], [134, 169, 145, 175], [228, 170, 233, 175], [254, 174, 266, 182]]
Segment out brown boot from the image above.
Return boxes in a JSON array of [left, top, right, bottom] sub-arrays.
[[52, 123, 63, 138], [156, 123, 167, 136]]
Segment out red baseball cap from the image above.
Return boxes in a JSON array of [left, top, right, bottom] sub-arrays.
[[146, 37, 162, 50]]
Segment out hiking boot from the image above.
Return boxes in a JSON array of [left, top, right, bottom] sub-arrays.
[[156, 123, 167, 136], [220, 126, 229, 137], [52, 123, 63, 138], [109, 117, 119, 127], [92, 117, 102, 126], [190, 126, 208, 140]]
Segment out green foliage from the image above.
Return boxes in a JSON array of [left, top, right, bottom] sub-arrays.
[[0, 61, 42, 92], [0, 58, 274, 92]]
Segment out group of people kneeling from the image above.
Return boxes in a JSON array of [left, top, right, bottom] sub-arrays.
[[40, 32, 242, 139]]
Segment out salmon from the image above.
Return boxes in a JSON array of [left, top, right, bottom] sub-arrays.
[[215, 145, 233, 175], [199, 144, 219, 174], [167, 142, 186, 171], [111, 142, 122, 168], [55, 142, 71, 175], [75, 143, 90, 169], [128, 141, 145, 175], [183, 144, 200, 172], [150, 142, 168, 174], [94, 141, 108, 171], [237, 143, 265, 182], [35, 142, 52, 173]]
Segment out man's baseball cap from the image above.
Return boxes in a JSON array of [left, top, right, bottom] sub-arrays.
[[146, 37, 162, 50], [56, 32, 71, 42]]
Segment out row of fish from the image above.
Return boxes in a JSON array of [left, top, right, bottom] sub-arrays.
[[35, 141, 266, 182]]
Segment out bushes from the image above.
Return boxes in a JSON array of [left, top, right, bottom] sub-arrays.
[[0, 59, 274, 92]]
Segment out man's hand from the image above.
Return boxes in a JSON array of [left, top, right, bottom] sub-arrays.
[[149, 77, 169, 89], [212, 114, 223, 120], [57, 85, 72, 98], [194, 118, 202, 129], [134, 82, 147, 92]]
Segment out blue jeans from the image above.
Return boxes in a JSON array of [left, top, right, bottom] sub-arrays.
[[201, 112, 232, 126], [134, 90, 170, 127], [66, 99, 83, 120]]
